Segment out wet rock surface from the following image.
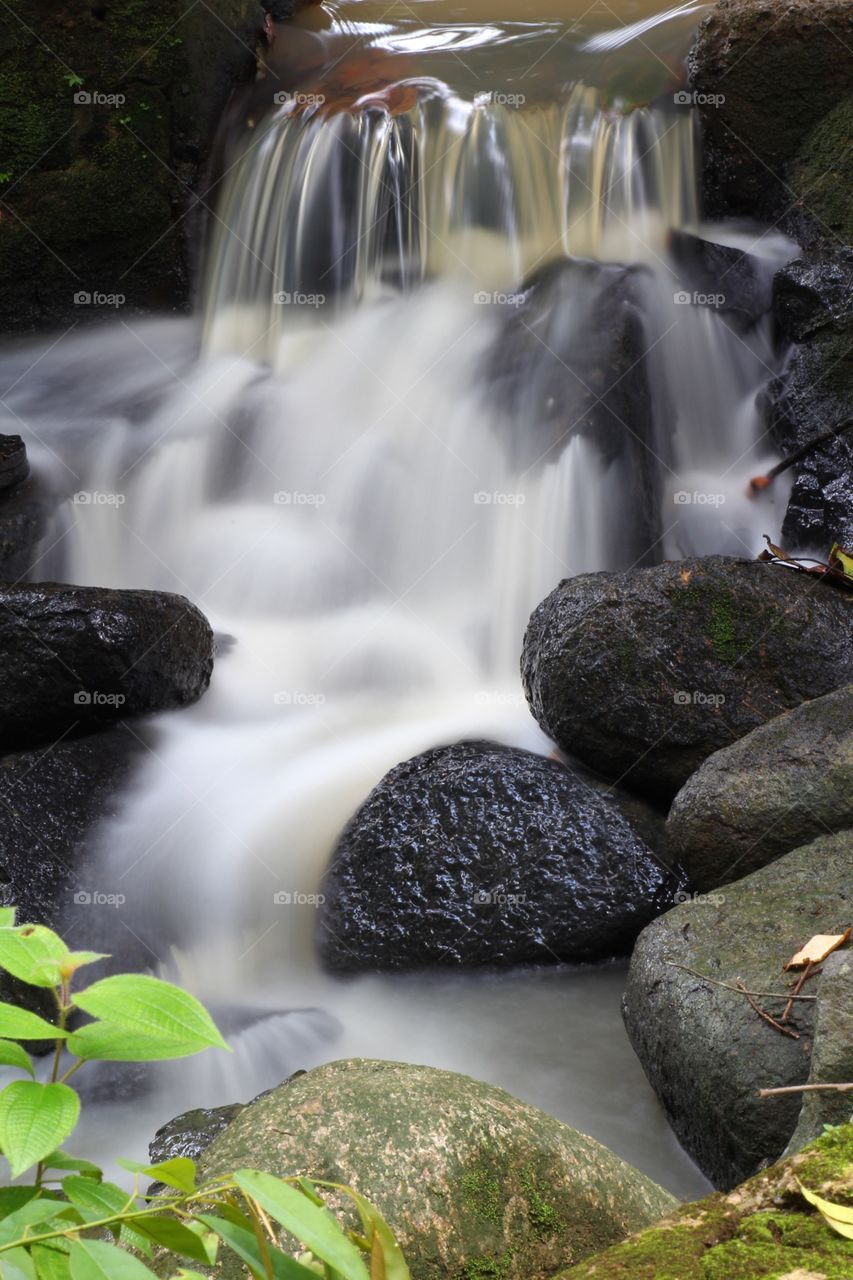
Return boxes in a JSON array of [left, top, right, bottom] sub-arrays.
[[0, 582, 214, 750], [521, 556, 853, 800], [317, 740, 684, 972], [200, 1059, 677, 1280], [622, 833, 852, 1189], [785, 952, 853, 1152], [488, 258, 661, 567], [667, 685, 853, 890]]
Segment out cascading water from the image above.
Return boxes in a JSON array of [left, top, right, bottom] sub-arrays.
[[0, 0, 796, 1195]]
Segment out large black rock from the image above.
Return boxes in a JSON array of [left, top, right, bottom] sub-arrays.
[[0, 583, 214, 750], [317, 741, 684, 972], [521, 556, 853, 800]]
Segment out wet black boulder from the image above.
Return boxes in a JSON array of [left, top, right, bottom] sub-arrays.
[[317, 741, 684, 972], [521, 556, 853, 800], [0, 583, 214, 750]]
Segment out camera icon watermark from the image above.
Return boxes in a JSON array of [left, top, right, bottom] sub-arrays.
[[273, 91, 326, 109], [273, 691, 326, 707], [473, 889, 527, 906], [473, 290, 524, 307], [73, 490, 126, 506], [74, 90, 126, 107], [474, 491, 526, 506], [74, 890, 127, 907], [674, 890, 726, 906], [673, 490, 726, 507], [673, 290, 726, 309], [673, 690, 726, 707], [673, 90, 725, 108], [274, 290, 325, 308], [273, 491, 326, 506], [74, 690, 127, 708], [73, 291, 125, 308], [273, 890, 326, 906], [474, 91, 526, 109]]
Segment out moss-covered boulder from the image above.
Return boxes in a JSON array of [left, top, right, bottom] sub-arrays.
[[622, 834, 852, 1189], [200, 1059, 676, 1280], [0, 1, 259, 331], [688, 1, 853, 229], [521, 557, 853, 800], [667, 686, 853, 890], [555, 1123, 853, 1279]]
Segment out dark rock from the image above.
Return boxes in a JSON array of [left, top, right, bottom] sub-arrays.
[[668, 230, 773, 330], [0, 582, 214, 750], [488, 259, 661, 568], [0, 1, 260, 332], [521, 556, 853, 800], [0, 476, 52, 581], [622, 832, 852, 1189], [317, 740, 685, 973], [556, 1124, 853, 1280], [0, 724, 141, 1023], [688, 1, 853, 234], [785, 953, 853, 1152], [200, 1059, 677, 1280], [0, 436, 28, 493], [667, 686, 853, 890], [149, 1104, 245, 1167], [769, 252, 853, 549]]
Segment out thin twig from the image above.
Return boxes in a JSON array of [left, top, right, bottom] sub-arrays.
[[758, 1083, 853, 1098], [736, 981, 800, 1039], [663, 959, 817, 1000], [782, 961, 817, 1023]]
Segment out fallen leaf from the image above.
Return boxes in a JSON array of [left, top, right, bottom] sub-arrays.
[[785, 929, 851, 970], [829, 543, 853, 579], [796, 1179, 853, 1240]]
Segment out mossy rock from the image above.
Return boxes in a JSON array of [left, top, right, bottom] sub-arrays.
[[555, 1122, 853, 1279], [0, 1, 259, 330], [623, 834, 852, 1189], [199, 1059, 676, 1280]]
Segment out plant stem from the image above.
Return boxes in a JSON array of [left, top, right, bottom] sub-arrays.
[[758, 1082, 853, 1097], [663, 959, 818, 1000]]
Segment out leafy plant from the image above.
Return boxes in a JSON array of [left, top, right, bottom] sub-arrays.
[[0, 908, 410, 1279]]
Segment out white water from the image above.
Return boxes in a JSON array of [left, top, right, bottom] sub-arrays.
[[0, 27, 797, 1198]]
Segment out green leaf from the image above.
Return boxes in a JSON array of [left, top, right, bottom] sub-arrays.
[[0, 1246, 37, 1279], [60, 1180, 150, 1255], [0, 1189, 38, 1220], [0, 910, 16, 929], [66, 1024, 207, 1063], [117, 1157, 196, 1194], [197, 1215, 318, 1279], [335, 1185, 410, 1280], [129, 1218, 215, 1265], [62, 954, 109, 978], [72, 977, 228, 1053], [67, 1239, 158, 1280], [0, 1042, 33, 1078], [0, 1196, 80, 1247], [0, 928, 68, 989], [39, 1152, 102, 1179], [234, 1172, 369, 1280], [0, 1006, 64, 1042], [31, 1245, 72, 1280], [0, 1083, 80, 1178]]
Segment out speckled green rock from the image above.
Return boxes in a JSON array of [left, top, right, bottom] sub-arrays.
[[199, 1059, 676, 1280], [667, 686, 853, 890], [623, 834, 853, 1189], [554, 1122, 853, 1279]]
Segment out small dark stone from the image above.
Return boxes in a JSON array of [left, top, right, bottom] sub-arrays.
[[318, 740, 685, 973]]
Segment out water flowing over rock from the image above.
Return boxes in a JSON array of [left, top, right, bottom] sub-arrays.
[[0, 583, 214, 750], [521, 556, 853, 800], [556, 1123, 853, 1280], [317, 741, 684, 972], [199, 1059, 677, 1280], [622, 833, 852, 1189], [667, 685, 853, 890]]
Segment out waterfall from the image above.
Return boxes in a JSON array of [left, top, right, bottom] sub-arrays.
[[0, 1, 798, 1194]]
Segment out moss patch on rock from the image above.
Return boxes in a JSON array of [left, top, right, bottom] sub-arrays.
[[556, 1123, 853, 1278]]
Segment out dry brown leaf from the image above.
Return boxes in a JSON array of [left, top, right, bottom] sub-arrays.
[[784, 928, 851, 970]]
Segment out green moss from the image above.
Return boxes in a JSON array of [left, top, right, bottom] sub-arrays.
[[459, 1169, 504, 1226], [798, 1122, 853, 1195], [790, 96, 853, 242], [709, 597, 740, 662], [459, 1248, 515, 1279], [519, 1167, 560, 1235]]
